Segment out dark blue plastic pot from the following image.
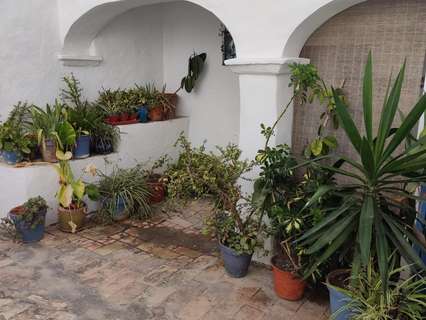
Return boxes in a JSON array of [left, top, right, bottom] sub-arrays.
[[93, 137, 113, 155], [9, 209, 46, 243], [327, 270, 354, 320], [2, 150, 23, 165], [74, 135, 91, 159], [137, 105, 149, 123], [219, 242, 253, 278], [415, 184, 426, 265]]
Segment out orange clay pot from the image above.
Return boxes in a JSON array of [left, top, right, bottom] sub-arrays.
[[271, 256, 306, 301]]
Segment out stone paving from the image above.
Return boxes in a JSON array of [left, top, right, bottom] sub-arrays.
[[0, 200, 329, 320]]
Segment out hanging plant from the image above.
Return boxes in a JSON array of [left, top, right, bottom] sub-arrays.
[[177, 52, 207, 93]]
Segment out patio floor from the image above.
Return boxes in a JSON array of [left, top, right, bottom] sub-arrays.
[[0, 200, 329, 320]]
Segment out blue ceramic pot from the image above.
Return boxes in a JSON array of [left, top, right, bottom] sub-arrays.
[[9, 208, 46, 243], [219, 242, 253, 278], [102, 196, 128, 221], [74, 135, 91, 159], [137, 105, 149, 123], [327, 270, 353, 320], [2, 150, 23, 165]]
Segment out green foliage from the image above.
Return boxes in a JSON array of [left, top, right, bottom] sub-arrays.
[[166, 133, 251, 202], [179, 52, 207, 93], [335, 262, 426, 320], [167, 134, 260, 253], [204, 210, 262, 255], [97, 165, 151, 222], [61, 74, 104, 137], [300, 52, 426, 290], [53, 150, 99, 210], [0, 102, 35, 156], [31, 101, 76, 151]]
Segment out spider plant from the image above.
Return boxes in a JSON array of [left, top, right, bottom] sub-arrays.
[[299, 52, 426, 291], [334, 261, 426, 320], [97, 166, 152, 222]]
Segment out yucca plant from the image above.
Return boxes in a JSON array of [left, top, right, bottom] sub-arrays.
[[299, 52, 426, 290], [334, 261, 426, 320]]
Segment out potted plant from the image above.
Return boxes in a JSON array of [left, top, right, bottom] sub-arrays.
[[330, 261, 426, 320], [140, 155, 170, 204], [166, 134, 259, 277], [98, 88, 122, 124], [5, 196, 48, 243], [97, 165, 151, 222], [61, 74, 101, 159], [204, 206, 262, 278], [298, 53, 426, 309], [0, 122, 31, 165], [90, 121, 120, 155], [53, 150, 99, 233], [31, 101, 76, 162]]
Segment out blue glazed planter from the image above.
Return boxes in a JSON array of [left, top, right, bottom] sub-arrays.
[[137, 105, 149, 123], [9, 209, 46, 243], [219, 242, 253, 278], [327, 270, 354, 320], [102, 196, 128, 221], [2, 150, 23, 165], [74, 135, 91, 159]]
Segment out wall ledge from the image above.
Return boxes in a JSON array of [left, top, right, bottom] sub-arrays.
[[58, 54, 103, 67], [225, 57, 309, 75]]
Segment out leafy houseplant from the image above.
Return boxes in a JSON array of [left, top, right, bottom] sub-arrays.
[[3, 196, 48, 243], [0, 122, 31, 164], [167, 134, 260, 277], [0, 102, 34, 164], [61, 74, 101, 159], [96, 166, 151, 222], [299, 53, 426, 292], [331, 262, 426, 320], [54, 150, 99, 233], [31, 101, 76, 162], [177, 52, 207, 94]]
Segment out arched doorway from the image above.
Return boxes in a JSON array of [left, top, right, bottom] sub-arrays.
[[292, 0, 426, 157]]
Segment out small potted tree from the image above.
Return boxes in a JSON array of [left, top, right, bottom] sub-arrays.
[[54, 150, 99, 233], [4, 196, 48, 243], [0, 122, 31, 165]]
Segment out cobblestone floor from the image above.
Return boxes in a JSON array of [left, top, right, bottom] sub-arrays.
[[0, 200, 329, 320]]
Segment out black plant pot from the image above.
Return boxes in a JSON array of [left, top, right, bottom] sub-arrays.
[[92, 137, 113, 155], [219, 242, 253, 278]]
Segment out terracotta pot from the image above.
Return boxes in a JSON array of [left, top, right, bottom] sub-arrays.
[[120, 113, 130, 121], [57, 203, 87, 233], [148, 181, 165, 204], [129, 113, 138, 121], [271, 256, 306, 301], [149, 106, 164, 121], [41, 139, 57, 163], [163, 93, 178, 120]]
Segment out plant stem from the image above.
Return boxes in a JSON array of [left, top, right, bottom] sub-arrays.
[[264, 96, 295, 149]]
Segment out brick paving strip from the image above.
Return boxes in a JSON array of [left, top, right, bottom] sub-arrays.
[[0, 200, 329, 320]]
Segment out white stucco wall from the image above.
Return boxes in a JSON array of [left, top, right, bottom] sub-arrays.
[[0, 0, 62, 118], [162, 2, 240, 147], [63, 5, 164, 101]]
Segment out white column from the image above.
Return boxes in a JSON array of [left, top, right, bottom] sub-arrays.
[[227, 58, 308, 194], [227, 58, 308, 264]]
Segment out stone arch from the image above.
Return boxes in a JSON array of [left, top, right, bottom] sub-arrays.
[[59, 0, 238, 62], [283, 0, 366, 57]]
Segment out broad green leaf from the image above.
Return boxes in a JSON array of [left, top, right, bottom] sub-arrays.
[[333, 88, 362, 153], [323, 136, 338, 149], [360, 137, 375, 180], [306, 212, 356, 254], [301, 185, 334, 211], [72, 179, 85, 200], [59, 184, 73, 208], [56, 150, 72, 161], [358, 195, 375, 265], [310, 139, 323, 156], [374, 60, 406, 161], [383, 93, 426, 160], [363, 51, 373, 143]]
